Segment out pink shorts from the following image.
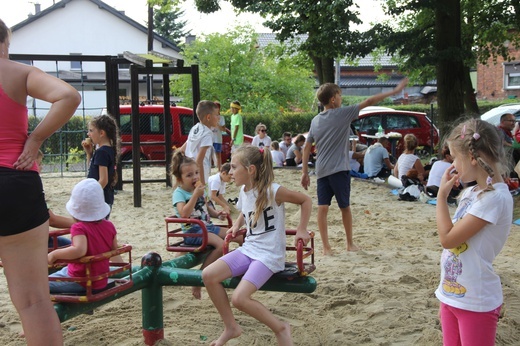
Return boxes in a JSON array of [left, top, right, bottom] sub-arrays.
[[220, 250, 274, 289], [440, 302, 501, 346]]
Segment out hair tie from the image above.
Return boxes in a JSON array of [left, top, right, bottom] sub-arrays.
[[259, 147, 264, 154], [460, 125, 466, 139], [473, 133, 480, 141]]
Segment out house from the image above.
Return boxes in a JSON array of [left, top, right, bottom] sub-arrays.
[[9, 0, 183, 114], [477, 41, 520, 100], [257, 33, 436, 101]]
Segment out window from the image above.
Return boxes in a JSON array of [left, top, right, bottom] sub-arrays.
[[504, 63, 520, 89], [358, 115, 382, 132], [386, 114, 420, 130], [70, 53, 82, 70], [180, 113, 194, 135]]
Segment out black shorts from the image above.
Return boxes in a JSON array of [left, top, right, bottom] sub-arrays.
[[0, 167, 49, 236]]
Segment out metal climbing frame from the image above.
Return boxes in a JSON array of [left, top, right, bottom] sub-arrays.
[[118, 51, 200, 207]]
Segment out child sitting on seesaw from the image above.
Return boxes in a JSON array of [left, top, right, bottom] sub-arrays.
[[202, 145, 312, 346], [47, 178, 121, 294], [171, 150, 236, 299], [208, 163, 233, 215]]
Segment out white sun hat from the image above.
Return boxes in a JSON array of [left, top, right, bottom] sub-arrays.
[[66, 178, 110, 221]]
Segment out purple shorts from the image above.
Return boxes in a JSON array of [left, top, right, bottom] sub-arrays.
[[220, 249, 274, 289]]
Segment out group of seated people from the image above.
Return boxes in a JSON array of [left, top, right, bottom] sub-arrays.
[[349, 133, 462, 201], [250, 125, 309, 167]]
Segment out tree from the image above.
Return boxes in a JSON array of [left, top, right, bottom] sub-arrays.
[[193, 0, 371, 85], [170, 26, 315, 112], [372, 0, 519, 135], [153, 2, 191, 46]]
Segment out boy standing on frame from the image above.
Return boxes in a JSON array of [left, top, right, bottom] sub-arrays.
[[183, 101, 220, 186], [301, 78, 408, 255]]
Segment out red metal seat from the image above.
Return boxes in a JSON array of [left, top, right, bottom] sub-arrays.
[[48, 228, 71, 252], [49, 244, 133, 303], [223, 229, 315, 277], [165, 215, 232, 253]]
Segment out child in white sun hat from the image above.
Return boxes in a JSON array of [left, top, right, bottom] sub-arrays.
[[47, 178, 121, 294]]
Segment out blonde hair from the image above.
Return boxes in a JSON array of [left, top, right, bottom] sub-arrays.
[[170, 149, 196, 185], [233, 145, 274, 227], [447, 118, 507, 191], [403, 134, 418, 151]]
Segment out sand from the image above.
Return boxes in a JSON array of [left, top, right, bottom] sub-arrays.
[[0, 166, 519, 346]]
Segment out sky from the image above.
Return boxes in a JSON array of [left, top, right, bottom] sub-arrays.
[[0, 0, 386, 35]]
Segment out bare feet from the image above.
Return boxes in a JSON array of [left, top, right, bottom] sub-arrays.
[[322, 247, 333, 256], [347, 244, 360, 252], [275, 322, 293, 346], [192, 286, 201, 299], [210, 325, 242, 346]]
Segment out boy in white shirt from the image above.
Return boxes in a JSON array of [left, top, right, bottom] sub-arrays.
[[208, 163, 232, 215], [183, 101, 220, 186]]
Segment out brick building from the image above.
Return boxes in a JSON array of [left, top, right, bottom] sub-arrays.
[[477, 42, 520, 100]]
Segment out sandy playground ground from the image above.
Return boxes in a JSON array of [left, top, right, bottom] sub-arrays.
[[0, 166, 519, 346]]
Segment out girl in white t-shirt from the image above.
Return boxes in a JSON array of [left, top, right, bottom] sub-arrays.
[[202, 144, 312, 346], [435, 119, 513, 346], [270, 141, 285, 167]]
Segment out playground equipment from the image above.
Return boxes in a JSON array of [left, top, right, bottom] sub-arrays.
[[48, 217, 317, 344], [52, 250, 317, 345], [49, 245, 133, 303], [165, 214, 233, 253], [48, 228, 72, 251], [224, 228, 316, 277]]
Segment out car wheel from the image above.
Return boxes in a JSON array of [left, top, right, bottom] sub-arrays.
[[416, 146, 433, 159]]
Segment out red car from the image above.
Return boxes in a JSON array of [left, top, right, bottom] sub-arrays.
[[118, 105, 252, 163], [352, 106, 439, 157]]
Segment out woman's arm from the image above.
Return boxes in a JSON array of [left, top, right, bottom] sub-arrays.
[[14, 68, 81, 170], [294, 147, 303, 164]]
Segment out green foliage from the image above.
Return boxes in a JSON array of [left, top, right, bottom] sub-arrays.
[[153, 0, 191, 46], [29, 115, 88, 156], [65, 147, 84, 164], [194, 0, 369, 84], [171, 26, 316, 113]]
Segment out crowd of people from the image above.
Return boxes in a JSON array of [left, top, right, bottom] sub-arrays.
[[1, 14, 515, 346]]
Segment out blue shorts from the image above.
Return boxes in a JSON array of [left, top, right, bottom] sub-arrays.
[[213, 143, 222, 153], [220, 249, 274, 289], [317, 170, 351, 208], [183, 224, 220, 245]]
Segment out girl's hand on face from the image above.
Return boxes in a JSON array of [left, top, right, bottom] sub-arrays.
[[82, 138, 93, 153], [193, 182, 205, 197], [439, 165, 458, 199]]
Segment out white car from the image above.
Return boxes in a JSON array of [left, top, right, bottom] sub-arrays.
[[480, 104, 520, 125]]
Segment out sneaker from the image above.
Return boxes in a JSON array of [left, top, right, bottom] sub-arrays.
[[372, 177, 385, 184]]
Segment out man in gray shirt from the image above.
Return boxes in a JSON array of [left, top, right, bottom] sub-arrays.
[[363, 136, 394, 179], [301, 78, 408, 255]]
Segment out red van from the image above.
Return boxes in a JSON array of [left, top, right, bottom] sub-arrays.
[[118, 105, 251, 163]]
